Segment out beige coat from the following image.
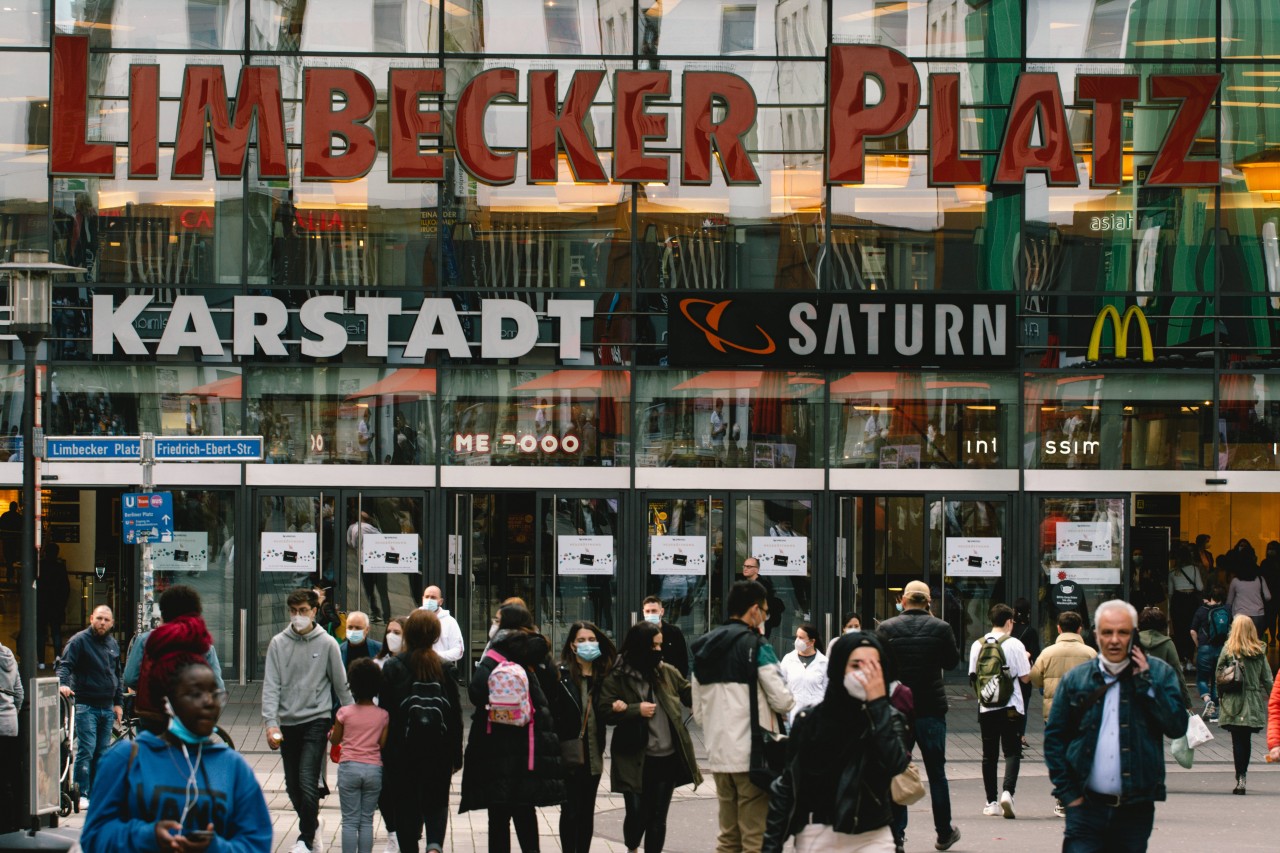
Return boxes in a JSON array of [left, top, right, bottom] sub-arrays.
[[1029, 632, 1097, 717]]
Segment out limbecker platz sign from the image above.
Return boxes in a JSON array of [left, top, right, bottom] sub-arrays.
[[51, 37, 1222, 189], [669, 293, 1015, 369]]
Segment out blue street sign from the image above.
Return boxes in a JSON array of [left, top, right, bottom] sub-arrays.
[[46, 437, 142, 461], [154, 436, 264, 461], [121, 492, 174, 545]]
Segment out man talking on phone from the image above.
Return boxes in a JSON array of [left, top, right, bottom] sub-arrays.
[[1043, 600, 1187, 852]]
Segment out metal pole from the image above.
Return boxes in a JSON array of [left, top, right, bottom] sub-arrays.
[[138, 433, 155, 633], [19, 337, 38, 689]]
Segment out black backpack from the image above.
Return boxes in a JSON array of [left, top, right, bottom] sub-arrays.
[[400, 679, 452, 760]]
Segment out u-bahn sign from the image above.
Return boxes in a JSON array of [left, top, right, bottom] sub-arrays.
[[51, 37, 1222, 189]]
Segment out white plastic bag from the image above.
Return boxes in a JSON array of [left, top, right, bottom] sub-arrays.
[[1186, 713, 1213, 749]]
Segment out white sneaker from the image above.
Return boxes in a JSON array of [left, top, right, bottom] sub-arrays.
[[1000, 790, 1016, 819], [289, 842, 311, 853], [1054, 801, 1066, 818], [311, 818, 325, 853], [982, 801, 1001, 816], [383, 838, 400, 853], [77, 797, 89, 811]]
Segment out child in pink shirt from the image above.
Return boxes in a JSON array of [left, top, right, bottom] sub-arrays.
[[331, 658, 389, 853]]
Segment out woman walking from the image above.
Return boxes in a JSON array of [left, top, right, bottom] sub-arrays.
[[779, 623, 827, 724], [552, 621, 620, 853], [1226, 545, 1271, 638], [600, 621, 701, 853], [374, 618, 405, 668], [762, 632, 910, 853], [1216, 614, 1274, 794], [379, 610, 463, 852], [460, 602, 564, 853]]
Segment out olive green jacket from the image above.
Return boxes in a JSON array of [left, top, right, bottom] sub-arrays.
[[1216, 648, 1275, 729], [599, 662, 702, 795]]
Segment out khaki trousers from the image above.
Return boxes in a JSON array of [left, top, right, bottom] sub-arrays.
[[714, 771, 769, 853]]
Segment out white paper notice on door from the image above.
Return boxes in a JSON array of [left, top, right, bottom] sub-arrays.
[[1052, 567, 1122, 585], [752, 536, 809, 576], [447, 534, 462, 576], [944, 537, 1002, 577], [558, 535, 615, 576], [261, 531, 317, 573], [363, 533, 420, 573], [651, 535, 707, 575], [153, 532, 209, 572], [1055, 521, 1112, 562]]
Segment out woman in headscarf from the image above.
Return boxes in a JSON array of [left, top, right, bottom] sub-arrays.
[[763, 632, 910, 853]]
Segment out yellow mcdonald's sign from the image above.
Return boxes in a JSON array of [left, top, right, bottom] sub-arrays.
[[1087, 304, 1154, 362]]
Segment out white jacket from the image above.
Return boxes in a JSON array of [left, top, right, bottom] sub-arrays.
[[778, 650, 828, 724], [428, 606, 464, 663]]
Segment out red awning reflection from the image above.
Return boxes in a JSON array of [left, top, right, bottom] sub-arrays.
[[512, 369, 630, 393], [185, 375, 242, 399], [346, 368, 437, 402]]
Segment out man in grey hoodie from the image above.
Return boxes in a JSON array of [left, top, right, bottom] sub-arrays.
[[263, 588, 353, 853]]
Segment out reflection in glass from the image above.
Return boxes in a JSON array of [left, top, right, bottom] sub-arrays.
[[931, 498, 1005, 658], [541, 495, 619, 649], [735, 496, 812, 660], [646, 497, 723, 639], [1037, 496, 1126, 648], [1220, 373, 1280, 471], [160, 489, 237, 674], [255, 493, 335, 670], [342, 495, 424, 628]]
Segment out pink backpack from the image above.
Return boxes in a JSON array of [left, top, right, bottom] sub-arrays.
[[484, 649, 535, 770]]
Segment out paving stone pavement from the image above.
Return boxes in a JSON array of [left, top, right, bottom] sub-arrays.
[[59, 679, 1277, 852]]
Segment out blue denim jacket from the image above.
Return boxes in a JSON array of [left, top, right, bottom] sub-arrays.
[[1043, 657, 1188, 806]]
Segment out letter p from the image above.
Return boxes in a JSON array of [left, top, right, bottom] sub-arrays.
[[826, 45, 919, 184]]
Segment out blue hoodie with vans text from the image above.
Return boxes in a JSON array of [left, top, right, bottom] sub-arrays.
[[79, 732, 271, 853]]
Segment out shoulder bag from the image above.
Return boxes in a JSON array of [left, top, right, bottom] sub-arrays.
[[1217, 655, 1244, 692], [559, 699, 588, 771], [891, 760, 926, 805], [747, 637, 789, 791]]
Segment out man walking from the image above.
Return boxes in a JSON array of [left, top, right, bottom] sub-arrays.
[[643, 595, 689, 677], [420, 585, 464, 664], [1043, 600, 1188, 852], [692, 581, 794, 853], [969, 603, 1031, 819], [1030, 610, 1097, 817], [740, 558, 783, 636], [56, 605, 122, 808], [264, 588, 354, 853], [877, 580, 961, 851]]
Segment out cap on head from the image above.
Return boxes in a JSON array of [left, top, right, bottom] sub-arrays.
[[902, 580, 931, 605]]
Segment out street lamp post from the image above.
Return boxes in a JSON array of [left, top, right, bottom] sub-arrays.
[[2, 251, 82, 840]]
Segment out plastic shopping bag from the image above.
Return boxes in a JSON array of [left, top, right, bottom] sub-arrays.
[[1186, 713, 1213, 749], [1171, 736, 1194, 769]]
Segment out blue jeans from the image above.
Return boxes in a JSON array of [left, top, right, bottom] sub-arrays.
[[281, 718, 331, 846], [74, 705, 115, 798], [1195, 644, 1219, 705], [1062, 800, 1154, 852], [338, 761, 383, 853], [892, 715, 952, 842]]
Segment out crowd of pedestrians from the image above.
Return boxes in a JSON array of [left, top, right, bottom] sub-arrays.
[[48, 566, 1280, 853]]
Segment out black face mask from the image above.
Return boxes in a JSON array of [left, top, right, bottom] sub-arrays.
[[633, 648, 663, 674]]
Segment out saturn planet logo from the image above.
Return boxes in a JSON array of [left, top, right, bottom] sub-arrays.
[[678, 298, 777, 355]]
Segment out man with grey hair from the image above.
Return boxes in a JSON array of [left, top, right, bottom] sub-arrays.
[[1043, 599, 1187, 852], [339, 610, 380, 668]]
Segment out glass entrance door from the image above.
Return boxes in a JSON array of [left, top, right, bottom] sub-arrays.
[[254, 491, 335, 673], [848, 495, 928, 629], [929, 495, 1009, 660], [644, 495, 725, 645]]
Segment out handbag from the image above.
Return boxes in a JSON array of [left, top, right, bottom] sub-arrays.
[[747, 637, 788, 791], [559, 694, 589, 771], [891, 761, 926, 805], [1217, 656, 1244, 692]]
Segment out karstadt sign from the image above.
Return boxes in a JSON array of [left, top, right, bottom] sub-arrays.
[[51, 37, 1222, 188]]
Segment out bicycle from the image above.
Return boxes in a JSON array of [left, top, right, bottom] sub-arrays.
[[57, 692, 78, 818]]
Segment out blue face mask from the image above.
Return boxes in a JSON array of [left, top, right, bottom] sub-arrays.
[[423, 599, 439, 612], [347, 629, 365, 645], [644, 613, 661, 625], [167, 710, 212, 745], [576, 642, 601, 661]]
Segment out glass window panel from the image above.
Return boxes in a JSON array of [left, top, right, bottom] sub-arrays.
[[160, 489, 238, 676], [0, 53, 50, 261], [46, 365, 243, 437], [832, 0, 1011, 58], [0, 2, 49, 46], [247, 366, 435, 464], [250, 0, 438, 52], [59, 0, 244, 50], [1220, 372, 1280, 471], [441, 368, 629, 467], [829, 371, 1015, 469], [446, 0, 617, 53], [1037, 495, 1126, 640], [1025, 372, 1213, 469], [633, 369, 822, 468]]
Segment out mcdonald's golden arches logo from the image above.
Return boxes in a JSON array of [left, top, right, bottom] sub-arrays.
[[1087, 304, 1154, 362]]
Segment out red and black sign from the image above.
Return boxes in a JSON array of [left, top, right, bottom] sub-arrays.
[[668, 293, 1017, 369]]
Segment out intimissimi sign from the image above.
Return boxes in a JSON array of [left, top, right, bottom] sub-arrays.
[[51, 38, 1223, 189]]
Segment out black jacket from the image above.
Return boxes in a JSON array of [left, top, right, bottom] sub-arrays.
[[876, 610, 959, 717], [56, 628, 122, 708], [762, 699, 909, 852], [459, 629, 565, 811], [550, 664, 608, 774], [378, 652, 463, 800], [659, 620, 690, 678]]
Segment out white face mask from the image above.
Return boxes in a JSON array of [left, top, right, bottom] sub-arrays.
[[291, 615, 313, 633], [384, 633, 403, 653], [794, 637, 810, 655], [843, 670, 869, 702], [489, 623, 499, 640], [644, 613, 661, 625], [844, 626, 860, 635], [422, 598, 439, 612]]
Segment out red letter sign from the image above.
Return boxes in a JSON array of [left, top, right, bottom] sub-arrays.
[[528, 70, 608, 183], [173, 66, 287, 179], [1146, 74, 1222, 186], [1076, 75, 1140, 188], [928, 74, 982, 185], [388, 69, 444, 181], [303, 68, 378, 181], [129, 64, 160, 179], [614, 71, 671, 183], [50, 36, 114, 177], [682, 72, 759, 185], [455, 69, 519, 186], [993, 73, 1077, 186], [826, 45, 919, 185]]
